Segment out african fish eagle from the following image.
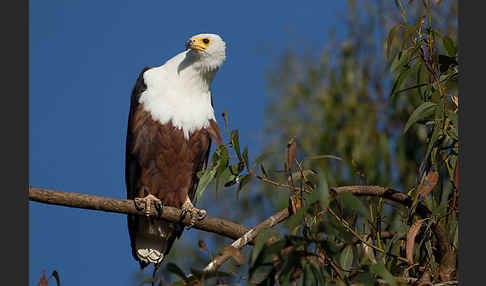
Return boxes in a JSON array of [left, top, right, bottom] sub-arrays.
[[125, 33, 225, 272]]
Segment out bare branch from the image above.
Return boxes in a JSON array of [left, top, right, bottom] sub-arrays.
[[29, 187, 251, 242]]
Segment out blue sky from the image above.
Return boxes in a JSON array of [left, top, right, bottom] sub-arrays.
[[29, 1, 347, 285]]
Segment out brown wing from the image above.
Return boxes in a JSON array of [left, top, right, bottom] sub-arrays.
[[125, 66, 153, 268], [126, 66, 152, 202]]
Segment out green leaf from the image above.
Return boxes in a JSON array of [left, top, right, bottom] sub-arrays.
[[242, 145, 249, 167], [236, 174, 253, 199], [385, 231, 406, 256], [251, 228, 273, 266], [351, 272, 376, 285], [214, 147, 229, 193], [216, 168, 233, 191], [386, 24, 406, 59], [337, 192, 369, 219], [339, 245, 354, 271], [229, 162, 244, 176], [390, 65, 412, 97], [432, 200, 448, 216], [166, 263, 189, 282], [424, 123, 443, 164], [259, 239, 286, 264], [195, 165, 218, 204], [303, 262, 315, 286], [195, 145, 229, 202], [369, 263, 397, 286], [401, 18, 423, 49], [286, 205, 310, 231], [309, 261, 327, 286], [231, 129, 242, 160], [215, 145, 229, 175], [448, 110, 458, 131], [416, 62, 429, 97], [290, 169, 317, 182], [403, 102, 437, 134], [307, 172, 329, 208], [442, 35, 457, 57], [303, 154, 343, 162], [390, 49, 409, 73], [51, 271, 60, 286], [249, 265, 274, 284]]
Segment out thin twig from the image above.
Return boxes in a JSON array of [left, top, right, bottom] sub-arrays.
[[246, 165, 312, 193]]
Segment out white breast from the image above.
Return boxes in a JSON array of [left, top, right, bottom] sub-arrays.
[[139, 51, 216, 139]]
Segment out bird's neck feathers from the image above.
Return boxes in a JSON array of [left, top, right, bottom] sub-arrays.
[[177, 50, 224, 89], [139, 51, 222, 139]]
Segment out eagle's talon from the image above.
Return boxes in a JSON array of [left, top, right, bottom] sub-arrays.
[[185, 220, 196, 230], [181, 199, 206, 229], [134, 194, 162, 217], [180, 209, 187, 219], [134, 198, 144, 211], [181, 209, 196, 229], [134, 198, 150, 216], [154, 201, 163, 217], [197, 209, 207, 220]]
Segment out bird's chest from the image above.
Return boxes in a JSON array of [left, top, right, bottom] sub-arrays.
[[140, 69, 216, 140], [140, 90, 214, 140]]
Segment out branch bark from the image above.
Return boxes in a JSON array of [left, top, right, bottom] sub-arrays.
[[203, 207, 290, 272], [29, 187, 251, 242]]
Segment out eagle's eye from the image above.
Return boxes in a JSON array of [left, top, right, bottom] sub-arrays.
[[202, 38, 210, 45]]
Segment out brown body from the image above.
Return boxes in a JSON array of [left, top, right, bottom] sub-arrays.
[[126, 67, 222, 268]]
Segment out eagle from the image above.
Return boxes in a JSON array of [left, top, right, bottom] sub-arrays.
[[125, 33, 225, 273]]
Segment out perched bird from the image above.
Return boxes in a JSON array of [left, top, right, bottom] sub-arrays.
[[125, 33, 225, 274]]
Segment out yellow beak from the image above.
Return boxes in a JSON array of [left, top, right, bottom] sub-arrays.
[[186, 38, 206, 51]]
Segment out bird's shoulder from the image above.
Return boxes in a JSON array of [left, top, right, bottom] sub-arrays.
[[131, 66, 153, 103]]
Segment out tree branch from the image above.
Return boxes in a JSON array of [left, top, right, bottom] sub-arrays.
[[29, 185, 455, 281], [29, 187, 251, 242], [203, 207, 290, 272]]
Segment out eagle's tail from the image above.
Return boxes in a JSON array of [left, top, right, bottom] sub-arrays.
[[135, 236, 166, 264], [135, 218, 182, 268]]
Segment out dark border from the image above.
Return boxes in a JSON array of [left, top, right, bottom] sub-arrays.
[[458, 0, 479, 285], [0, 0, 28, 285]]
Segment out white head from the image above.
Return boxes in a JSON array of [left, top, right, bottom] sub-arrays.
[[140, 33, 226, 139], [184, 33, 226, 72]]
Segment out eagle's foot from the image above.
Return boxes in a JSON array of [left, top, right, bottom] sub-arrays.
[[134, 194, 162, 217], [181, 198, 207, 229]]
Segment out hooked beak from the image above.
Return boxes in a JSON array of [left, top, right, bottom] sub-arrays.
[[185, 39, 192, 50], [185, 38, 205, 51]]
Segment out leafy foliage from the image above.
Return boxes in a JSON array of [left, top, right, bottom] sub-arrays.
[[141, 0, 458, 285]]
